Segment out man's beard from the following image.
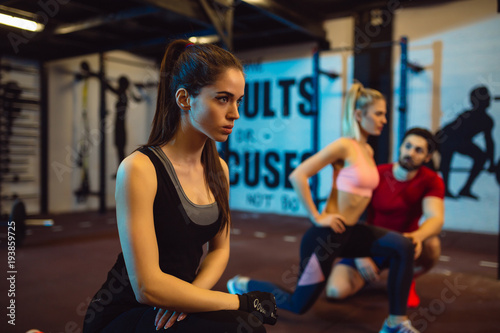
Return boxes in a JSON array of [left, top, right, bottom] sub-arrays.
[[399, 156, 423, 172]]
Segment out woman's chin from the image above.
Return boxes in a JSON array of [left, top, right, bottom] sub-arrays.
[[213, 135, 229, 143]]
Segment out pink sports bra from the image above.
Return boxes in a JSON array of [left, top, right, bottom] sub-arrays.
[[333, 139, 379, 198]]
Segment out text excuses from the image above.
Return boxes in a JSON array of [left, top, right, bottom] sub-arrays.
[[228, 150, 312, 188]]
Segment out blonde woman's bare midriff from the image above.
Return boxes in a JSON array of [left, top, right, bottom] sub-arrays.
[[322, 188, 371, 226]]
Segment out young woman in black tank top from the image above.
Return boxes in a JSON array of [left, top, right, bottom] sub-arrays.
[[83, 40, 277, 333]]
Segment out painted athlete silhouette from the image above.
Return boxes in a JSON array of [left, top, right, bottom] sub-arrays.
[[436, 86, 496, 199], [106, 76, 142, 167]]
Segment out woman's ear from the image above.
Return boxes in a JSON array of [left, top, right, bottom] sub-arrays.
[[175, 88, 191, 111], [354, 108, 362, 122]]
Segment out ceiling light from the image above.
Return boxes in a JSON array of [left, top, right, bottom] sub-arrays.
[[189, 35, 221, 44], [242, 0, 268, 5], [0, 7, 44, 32]]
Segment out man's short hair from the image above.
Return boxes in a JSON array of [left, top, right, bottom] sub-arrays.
[[402, 127, 438, 155]]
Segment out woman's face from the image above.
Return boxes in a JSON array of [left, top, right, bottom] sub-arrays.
[[187, 68, 245, 142], [358, 99, 387, 136]]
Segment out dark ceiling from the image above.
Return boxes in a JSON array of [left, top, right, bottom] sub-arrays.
[[0, 0, 458, 63]]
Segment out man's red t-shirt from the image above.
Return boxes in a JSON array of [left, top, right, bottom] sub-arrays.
[[367, 164, 445, 233]]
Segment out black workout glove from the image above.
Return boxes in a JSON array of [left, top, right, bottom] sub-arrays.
[[238, 291, 278, 325]]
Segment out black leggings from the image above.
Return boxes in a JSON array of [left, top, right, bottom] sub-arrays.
[[91, 307, 266, 333], [247, 224, 414, 315]]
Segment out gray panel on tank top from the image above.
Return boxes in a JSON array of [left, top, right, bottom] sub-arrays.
[[149, 147, 219, 226]]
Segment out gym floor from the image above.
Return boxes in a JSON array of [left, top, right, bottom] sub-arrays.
[[1, 210, 499, 333]]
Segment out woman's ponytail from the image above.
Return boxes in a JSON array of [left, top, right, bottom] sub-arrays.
[[341, 81, 384, 140]]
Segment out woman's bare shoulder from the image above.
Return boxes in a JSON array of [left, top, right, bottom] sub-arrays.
[[322, 137, 352, 156], [117, 150, 156, 180]]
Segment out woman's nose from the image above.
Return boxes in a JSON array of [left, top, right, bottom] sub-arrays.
[[229, 103, 240, 120]]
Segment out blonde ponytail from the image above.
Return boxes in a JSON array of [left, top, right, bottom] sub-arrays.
[[341, 82, 363, 139], [341, 82, 384, 140]]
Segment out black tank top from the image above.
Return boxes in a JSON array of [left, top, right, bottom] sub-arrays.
[[144, 146, 221, 281], [85, 147, 222, 331]]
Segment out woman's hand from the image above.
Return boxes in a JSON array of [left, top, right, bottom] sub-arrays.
[[154, 307, 187, 330], [315, 213, 347, 233], [354, 257, 379, 282], [238, 291, 278, 325]]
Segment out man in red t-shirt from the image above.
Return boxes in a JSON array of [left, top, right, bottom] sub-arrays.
[[326, 128, 445, 307]]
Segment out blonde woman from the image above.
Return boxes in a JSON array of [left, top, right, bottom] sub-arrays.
[[228, 83, 419, 333]]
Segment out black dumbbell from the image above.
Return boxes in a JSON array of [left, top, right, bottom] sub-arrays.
[[2, 199, 54, 247]]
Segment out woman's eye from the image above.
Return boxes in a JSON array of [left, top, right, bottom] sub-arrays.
[[218, 96, 229, 103]]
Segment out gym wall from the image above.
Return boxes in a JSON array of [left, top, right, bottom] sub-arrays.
[[12, 0, 496, 234], [392, 0, 500, 233], [232, 0, 499, 234], [46, 51, 157, 213], [231, 39, 353, 219]]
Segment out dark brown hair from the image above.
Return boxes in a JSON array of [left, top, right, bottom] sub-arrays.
[[403, 127, 438, 154], [146, 40, 243, 234]]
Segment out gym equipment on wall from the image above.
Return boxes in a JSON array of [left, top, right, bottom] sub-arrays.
[[0, 58, 48, 247], [1, 193, 38, 200], [398, 36, 425, 146], [74, 62, 92, 203], [310, 46, 340, 207], [72, 59, 107, 212], [0, 57, 42, 222]]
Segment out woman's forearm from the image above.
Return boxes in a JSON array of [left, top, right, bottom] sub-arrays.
[[136, 271, 239, 312], [289, 172, 320, 224], [192, 247, 229, 290]]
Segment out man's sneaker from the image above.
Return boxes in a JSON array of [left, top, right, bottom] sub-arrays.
[[227, 275, 247, 295], [407, 280, 420, 308], [379, 319, 420, 333]]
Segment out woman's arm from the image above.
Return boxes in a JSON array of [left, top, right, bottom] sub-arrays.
[[191, 158, 231, 290], [192, 230, 230, 289], [115, 152, 239, 312], [289, 138, 348, 227]]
